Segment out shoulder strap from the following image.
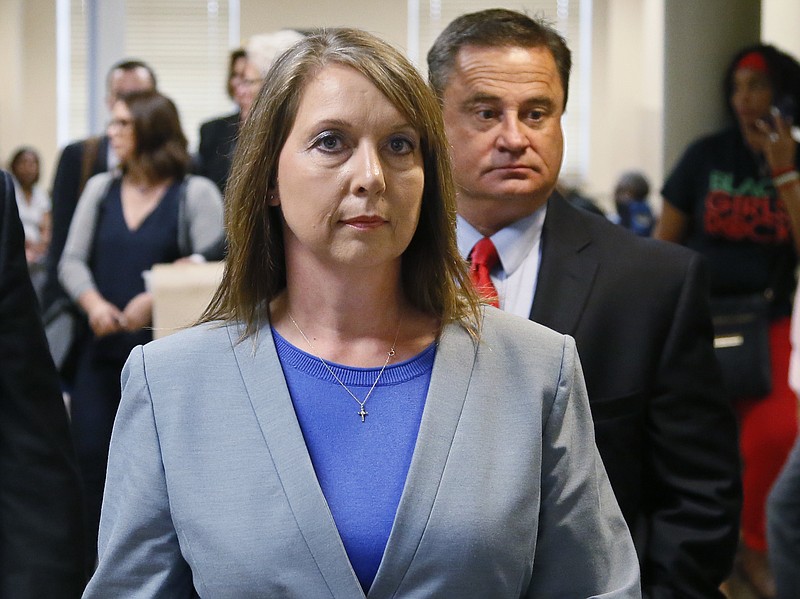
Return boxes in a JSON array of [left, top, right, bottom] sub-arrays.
[[88, 173, 116, 209], [79, 135, 103, 195], [88, 174, 119, 255]]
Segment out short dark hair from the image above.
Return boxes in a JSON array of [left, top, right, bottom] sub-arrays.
[[201, 27, 481, 338], [107, 59, 158, 90], [427, 9, 571, 110], [226, 48, 246, 99], [119, 90, 189, 180], [723, 44, 800, 123], [614, 171, 650, 200]]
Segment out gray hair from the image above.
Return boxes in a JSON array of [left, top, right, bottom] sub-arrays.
[[246, 30, 306, 76]]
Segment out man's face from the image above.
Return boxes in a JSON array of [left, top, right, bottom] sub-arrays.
[[106, 66, 155, 110], [442, 45, 564, 232]]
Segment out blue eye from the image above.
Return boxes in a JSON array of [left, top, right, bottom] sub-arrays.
[[387, 136, 415, 155], [314, 132, 343, 152]]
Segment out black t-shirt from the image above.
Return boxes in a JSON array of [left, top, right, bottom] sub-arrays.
[[661, 126, 797, 313]]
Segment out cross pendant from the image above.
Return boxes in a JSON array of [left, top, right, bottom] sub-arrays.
[[358, 405, 368, 422]]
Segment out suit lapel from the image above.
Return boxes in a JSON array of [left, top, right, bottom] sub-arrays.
[[531, 195, 599, 335], [368, 321, 477, 598], [228, 324, 365, 599], [220, 113, 240, 151]]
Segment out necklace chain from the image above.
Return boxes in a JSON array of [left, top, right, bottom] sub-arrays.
[[287, 313, 400, 422]]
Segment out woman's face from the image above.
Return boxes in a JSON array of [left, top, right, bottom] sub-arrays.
[[107, 101, 136, 164], [13, 151, 39, 187], [273, 64, 425, 273], [229, 55, 247, 102], [731, 67, 774, 135], [235, 60, 262, 121]]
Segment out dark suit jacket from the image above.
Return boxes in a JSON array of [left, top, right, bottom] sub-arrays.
[[43, 136, 109, 312], [531, 195, 741, 599], [197, 112, 239, 195], [0, 170, 86, 596]]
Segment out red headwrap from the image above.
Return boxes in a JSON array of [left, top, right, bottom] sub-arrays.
[[736, 51, 768, 73]]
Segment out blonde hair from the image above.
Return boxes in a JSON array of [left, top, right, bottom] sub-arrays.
[[201, 28, 481, 338]]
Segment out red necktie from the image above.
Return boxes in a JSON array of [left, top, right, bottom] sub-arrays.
[[469, 237, 500, 308]]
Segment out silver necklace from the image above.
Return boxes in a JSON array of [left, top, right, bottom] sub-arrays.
[[287, 313, 400, 422]]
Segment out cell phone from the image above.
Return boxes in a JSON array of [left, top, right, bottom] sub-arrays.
[[764, 95, 800, 142], [775, 95, 796, 122]]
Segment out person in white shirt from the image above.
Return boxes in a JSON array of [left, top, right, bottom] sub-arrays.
[[9, 147, 51, 266]]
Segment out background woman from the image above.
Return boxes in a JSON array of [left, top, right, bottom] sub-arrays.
[[197, 31, 304, 197], [8, 146, 51, 298], [59, 90, 223, 569], [656, 44, 800, 597], [83, 29, 639, 597]]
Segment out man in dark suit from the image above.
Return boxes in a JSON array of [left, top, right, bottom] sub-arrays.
[[197, 112, 239, 194], [430, 9, 742, 598], [197, 48, 246, 194], [0, 170, 85, 596], [43, 59, 156, 315]]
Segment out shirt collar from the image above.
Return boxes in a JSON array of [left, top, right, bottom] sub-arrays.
[[456, 205, 547, 275]]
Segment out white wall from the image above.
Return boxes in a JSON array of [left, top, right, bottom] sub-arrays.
[[586, 0, 664, 210], [0, 0, 57, 185], [240, 0, 407, 54], [762, 0, 800, 59]]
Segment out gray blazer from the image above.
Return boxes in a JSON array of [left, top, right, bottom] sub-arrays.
[[83, 308, 640, 598]]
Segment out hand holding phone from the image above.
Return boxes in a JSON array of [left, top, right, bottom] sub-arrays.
[[762, 95, 799, 142]]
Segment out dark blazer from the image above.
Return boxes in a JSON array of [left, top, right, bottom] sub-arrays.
[[43, 136, 109, 312], [0, 170, 86, 596], [197, 112, 239, 195], [531, 194, 741, 599]]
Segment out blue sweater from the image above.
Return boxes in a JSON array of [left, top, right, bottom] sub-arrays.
[[272, 328, 435, 592]]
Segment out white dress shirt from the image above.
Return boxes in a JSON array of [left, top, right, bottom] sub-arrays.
[[456, 207, 546, 319]]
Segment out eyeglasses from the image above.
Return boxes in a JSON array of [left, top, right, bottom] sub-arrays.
[[235, 77, 263, 89], [108, 118, 133, 129]]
